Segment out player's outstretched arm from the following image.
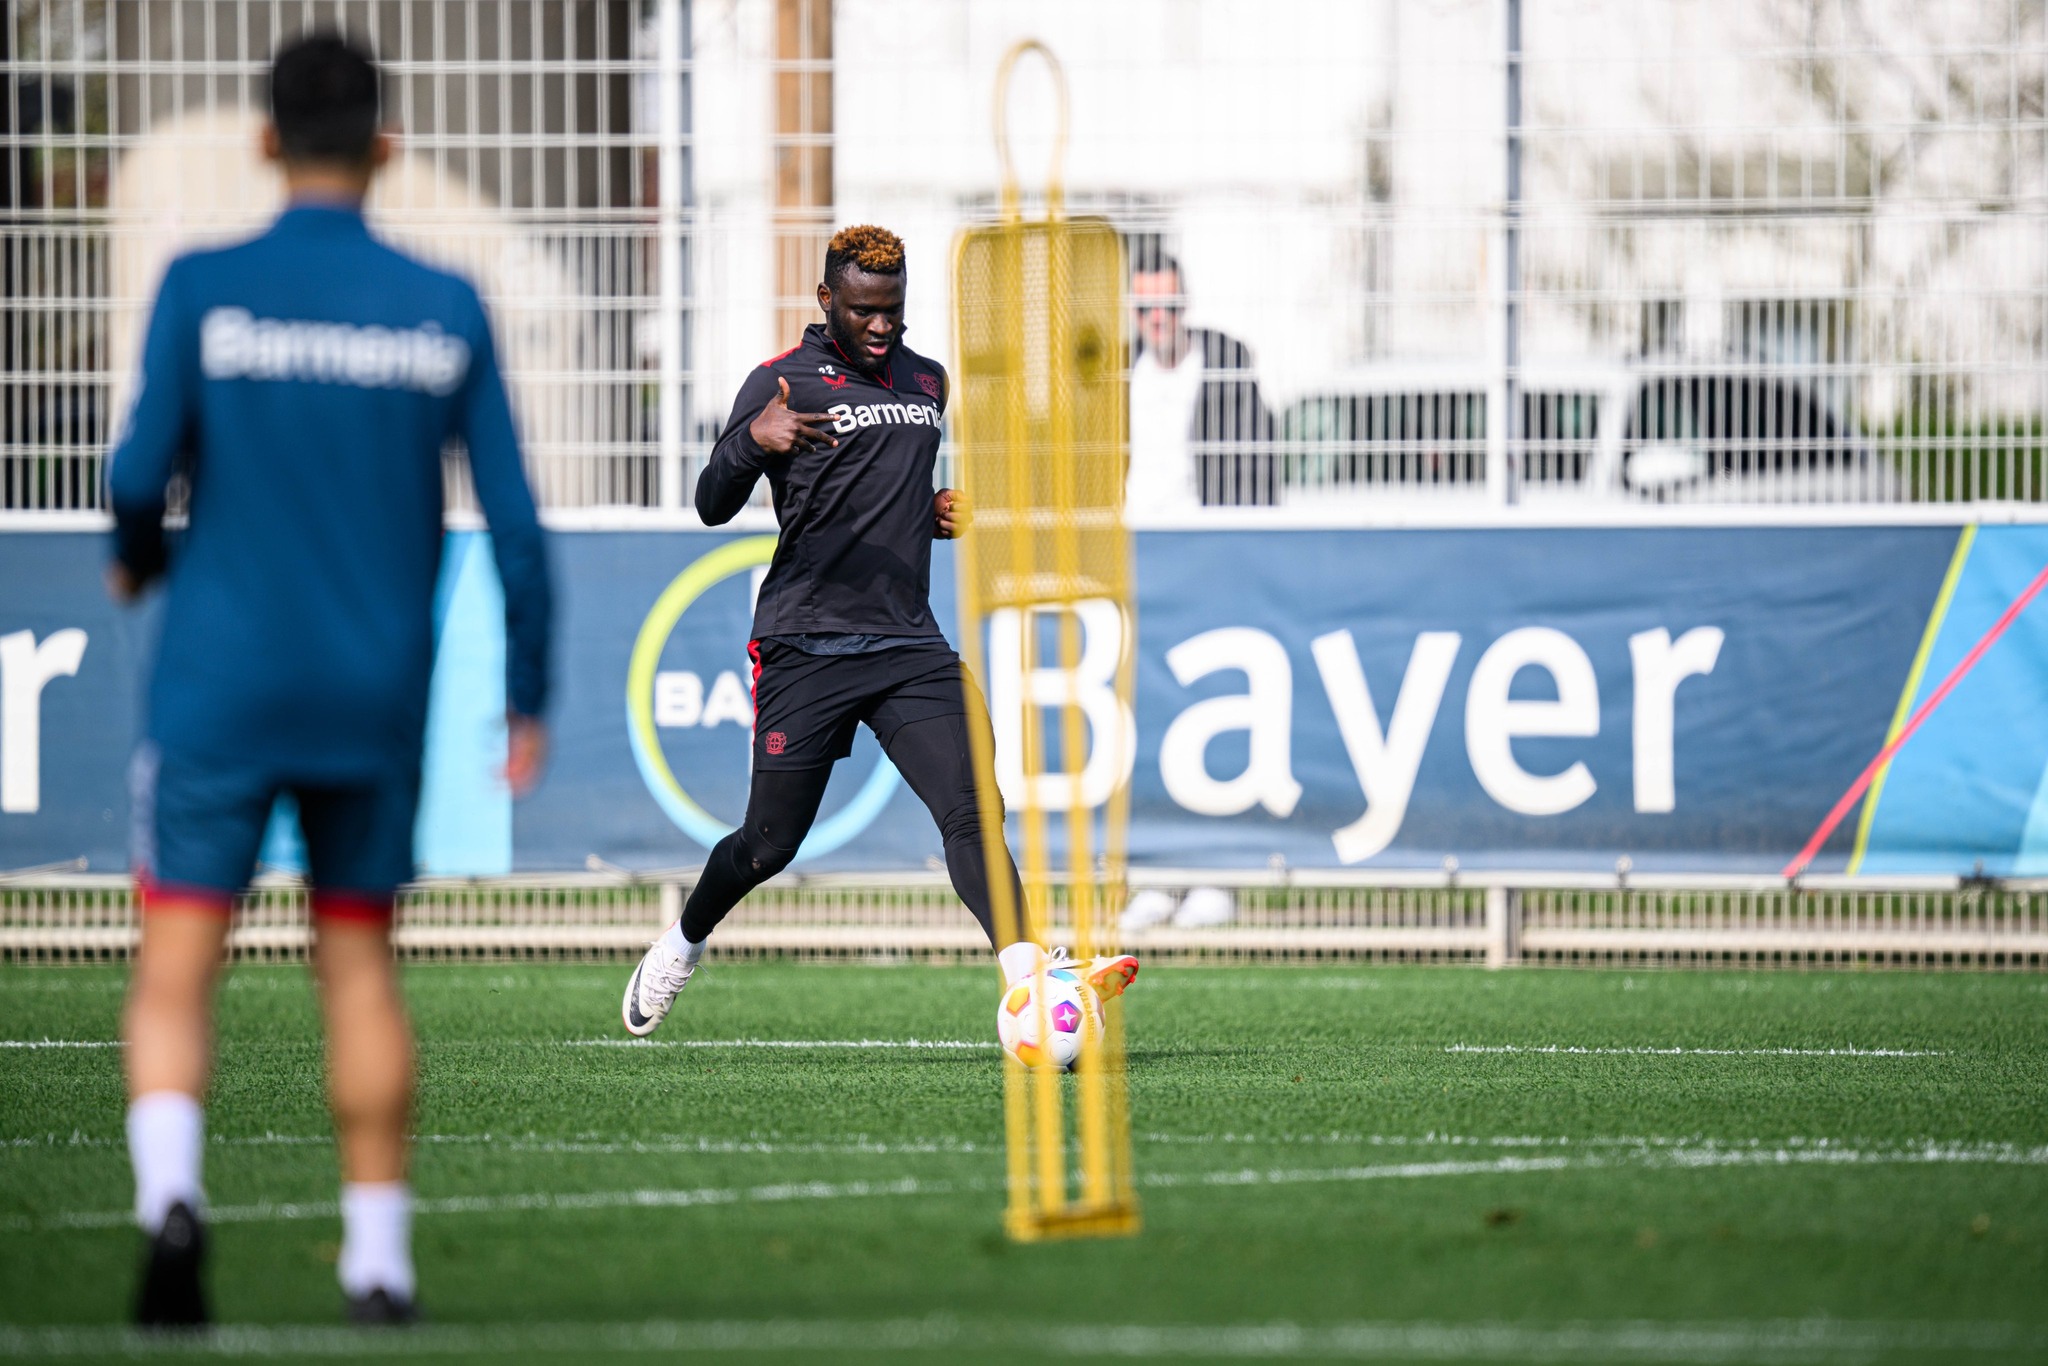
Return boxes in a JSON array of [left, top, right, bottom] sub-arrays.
[[454, 290, 553, 780], [106, 263, 199, 599], [696, 371, 838, 525]]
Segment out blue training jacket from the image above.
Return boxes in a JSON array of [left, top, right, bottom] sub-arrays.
[[108, 203, 551, 778]]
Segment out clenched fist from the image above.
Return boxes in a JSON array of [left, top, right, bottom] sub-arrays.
[[933, 488, 969, 539]]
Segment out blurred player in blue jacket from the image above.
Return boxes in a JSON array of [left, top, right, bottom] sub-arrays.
[[106, 33, 551, 1328]]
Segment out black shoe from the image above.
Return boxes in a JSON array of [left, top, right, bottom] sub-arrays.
[[346, 1287, 419, 1326], [134, 1201, 208, 1329]]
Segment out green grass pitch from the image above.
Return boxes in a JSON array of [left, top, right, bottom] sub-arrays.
[[1, 961, 2045, 1364]]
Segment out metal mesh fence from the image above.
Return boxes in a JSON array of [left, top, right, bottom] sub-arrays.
[[7, 4, 2048, 971], [5, 875, 2043, 968], [5, 0, 660, 513], [5, 0, 2045, 516]]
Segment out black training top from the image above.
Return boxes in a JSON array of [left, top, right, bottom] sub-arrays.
[[698, 322, 950, 641]]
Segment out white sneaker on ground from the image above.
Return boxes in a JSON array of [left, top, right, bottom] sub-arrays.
[[1170, 886, 1236, 928], [1118, 889, 1177, 932], [621, 934, 697, 1037]]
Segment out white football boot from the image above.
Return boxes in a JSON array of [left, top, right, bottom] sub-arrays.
[[621, 932, 697, 1037]]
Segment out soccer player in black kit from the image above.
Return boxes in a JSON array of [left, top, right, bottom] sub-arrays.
[[623, 225, 1139, 1035]]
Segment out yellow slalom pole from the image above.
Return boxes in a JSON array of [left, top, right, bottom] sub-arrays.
[[954, 38, 1139, 1243]]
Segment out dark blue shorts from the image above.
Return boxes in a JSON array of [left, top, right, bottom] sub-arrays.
[[129, 744, 419, 919]]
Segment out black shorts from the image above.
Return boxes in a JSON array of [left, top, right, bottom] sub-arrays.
[[748, 637, 974, 770]]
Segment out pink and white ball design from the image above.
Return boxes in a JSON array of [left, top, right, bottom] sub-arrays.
[[995, 967, 1103, 1071]]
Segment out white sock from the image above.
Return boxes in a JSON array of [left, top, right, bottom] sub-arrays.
[[338, 1181, 416, 1300], [997, 941, 1045, 987], [659, 919, 706, 964], [127, 1091, 204, 1234]]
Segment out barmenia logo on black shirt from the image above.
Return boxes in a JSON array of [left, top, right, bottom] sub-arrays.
[[825, 401, 942, 433]]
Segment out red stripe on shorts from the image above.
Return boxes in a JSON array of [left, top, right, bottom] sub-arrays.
[[136, 875, 235, 916], [310, 890, 397, 924]]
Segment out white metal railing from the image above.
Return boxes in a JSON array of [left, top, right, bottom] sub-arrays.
[[3, 872, 2043, 968], [4, 1, 2044, 518]]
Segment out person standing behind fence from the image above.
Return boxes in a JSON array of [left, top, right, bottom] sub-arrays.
[[1125, 245, 1277, 516], [105, 33, 551, 1328], [1120, 245, 1269, 932]]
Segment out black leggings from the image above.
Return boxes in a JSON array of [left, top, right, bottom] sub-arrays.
[[678, 712, 1024, 947]]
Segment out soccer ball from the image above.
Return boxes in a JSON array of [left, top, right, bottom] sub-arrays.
[[995, 967, 1103, 1071]]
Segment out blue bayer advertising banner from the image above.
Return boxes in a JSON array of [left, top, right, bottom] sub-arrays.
[[5, 523, 2048, 878]]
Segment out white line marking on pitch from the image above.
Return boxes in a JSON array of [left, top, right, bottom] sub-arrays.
[[1143, 1144, 2048, 1194], [0, 1041, 120, 1049], [1, 1131, 987, 1156], [564, 1038, 996, 1050], [7, 1176, 966, 1232], [6, 1039, 1951, 1057], [423, 1134, 988, 1157], [1044, 1319, 2048, 1362], [1134, 1132, 2027, 1155], [8, 1142, 2044, 1235], [1143, 1156, 1584, 1187], [1, 1038, 998, 1054], [1441, 1056, 1933, 1064], [0, 1316, 2040, 1360], [8, 1131, 2035, 1165]]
